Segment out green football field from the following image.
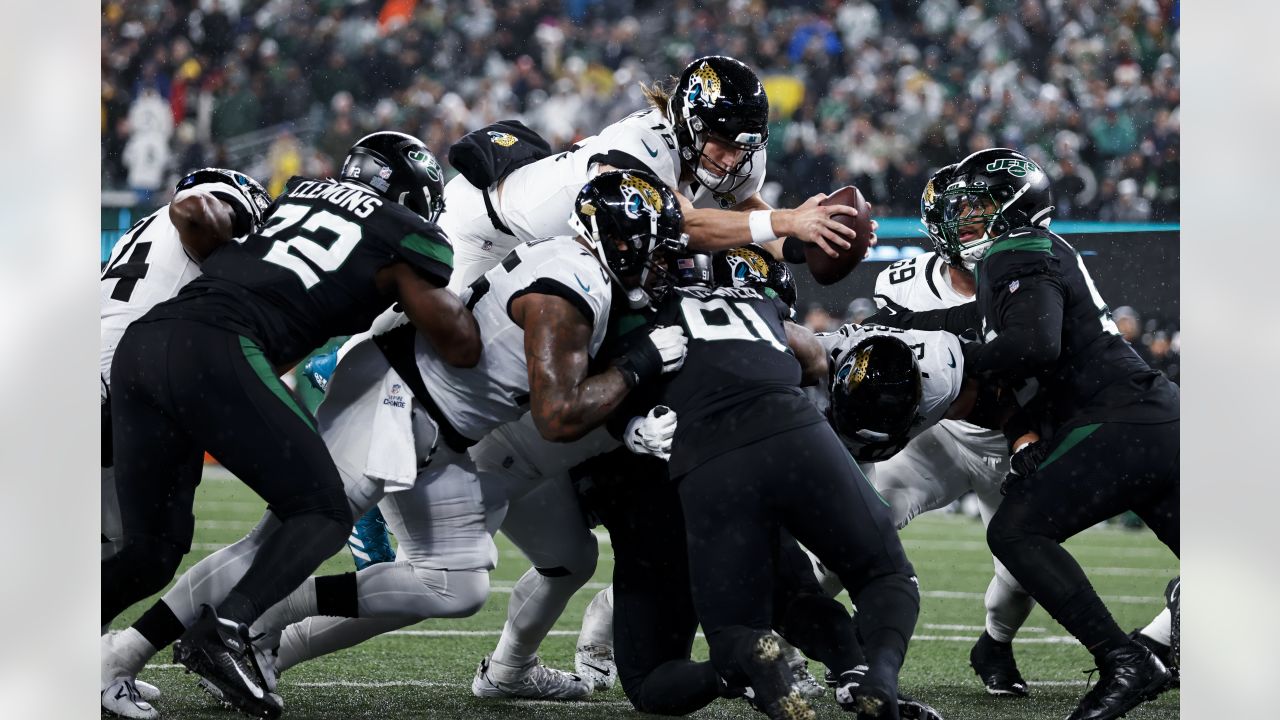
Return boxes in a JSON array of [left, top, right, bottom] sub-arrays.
[[110, 467, 1179, 719]]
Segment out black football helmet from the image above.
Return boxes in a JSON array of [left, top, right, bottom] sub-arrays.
[[670, 252, 714, 288], [340, 131, 445, 222], [829, 335, 922, 449], [937, 148, 1054, 269], [920, 162, 958, 265], [175, 167, 272, 236], [570, 169, 688, 308], [712, 246, 798, 310], [669, 56, 769, 194]]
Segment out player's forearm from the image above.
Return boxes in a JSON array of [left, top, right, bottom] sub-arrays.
[[965, 284, 1063, 379], [532, 368, 631, 442], [394, 267, 482, 368], [170, 190, 236, 261]]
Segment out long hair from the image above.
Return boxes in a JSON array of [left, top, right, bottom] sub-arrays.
[[641, 77, 678, 121]]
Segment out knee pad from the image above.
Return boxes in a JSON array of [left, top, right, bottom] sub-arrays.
[[533, 535, 598, 583], [271, 484, 354, 527]]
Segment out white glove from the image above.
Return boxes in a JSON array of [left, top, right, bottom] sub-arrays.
[[648, 325, 688, 374], [624, 406, 677, 460]]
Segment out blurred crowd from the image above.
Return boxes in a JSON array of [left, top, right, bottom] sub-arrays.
[[103, 0, 1178, 220], [804, 297, 1179, 384]]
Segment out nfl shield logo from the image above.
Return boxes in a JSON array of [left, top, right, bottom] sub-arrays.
[[1008, 280, 1020, 293]]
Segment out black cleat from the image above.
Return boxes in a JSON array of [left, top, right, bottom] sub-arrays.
[[834, 665, 899, 719], [1164, 577, 1180, 671], [1128, 630, 1177, 690], [738, 633, 815, 720], [1066, 643, 1171, 720], [969, 631, 1029, 697], [897, 692, 944, 720], [173, 605, 282, 719]]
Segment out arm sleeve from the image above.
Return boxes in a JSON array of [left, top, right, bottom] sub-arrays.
[[864, 298, 981, 335], [963, 273, 1065, 381], [396, 217, 454, 288]]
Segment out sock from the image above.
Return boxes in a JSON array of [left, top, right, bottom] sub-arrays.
[[133, 600, 187, 652], [1053, 585, 1130, 661], [1139, 607, 1172, 647], [776, 593, 865, 674], [491, 566, 588, 677], [102, 627, 157, 683], [221, 512, 348, 626], [217, 591, 257, 627], [576, 585, 614, 650], [984, 572, 1036, 643], [852, 573, 920, 690]]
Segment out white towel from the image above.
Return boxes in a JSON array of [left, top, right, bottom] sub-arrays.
[[363, 367, 419, 491]]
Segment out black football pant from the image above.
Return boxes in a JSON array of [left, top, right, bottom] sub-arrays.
[[576, 449, 864, 716], [103, 319, 351, 628], [986, 420, 1179, 661], [677, 420, 919, 696]]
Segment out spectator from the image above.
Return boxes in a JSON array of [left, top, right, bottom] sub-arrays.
[[802, 303, 839, 333], [846, 297, 878, 325], [1111, 306, 1152, 364]]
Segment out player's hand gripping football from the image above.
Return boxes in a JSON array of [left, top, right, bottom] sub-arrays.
[[777, 193, 858, 258], [612, 325, 688, 388], [624, 406, 677, 460]]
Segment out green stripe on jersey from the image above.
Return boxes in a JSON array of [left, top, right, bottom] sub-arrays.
[[239, 336, 317, 432], [988, 235, 1052, 256], [402, 233, 454, 268], [1038, 422, 1102, 470]]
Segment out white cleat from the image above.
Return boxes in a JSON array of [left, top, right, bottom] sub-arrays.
[[789, 659, 826, 700], [575, 644, 617, 691], [102, 677, 158, 720], [133, 679, 161, 703], [471, 654, 593, 700]]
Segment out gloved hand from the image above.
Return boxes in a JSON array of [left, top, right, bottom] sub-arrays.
[[613, 325, 688, 388], [302, 348, 339, 392], [624, 406, 677, 460], [1000, 439, 1050, 495]]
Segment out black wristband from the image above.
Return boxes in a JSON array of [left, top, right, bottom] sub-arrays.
[[613, 333, 663, 388], [781, 235, 807, 264]]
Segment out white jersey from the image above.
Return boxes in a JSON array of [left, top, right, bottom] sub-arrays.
[[814, 323, 964, 461], [443, 107, 767, 293], [873, 251, 998, 444], [417, 236, 613, 440], [100, 206, 202, 389]]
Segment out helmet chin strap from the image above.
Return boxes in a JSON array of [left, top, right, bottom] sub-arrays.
[[568, 211, 654, 310]]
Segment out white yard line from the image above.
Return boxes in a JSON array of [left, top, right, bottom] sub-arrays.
[[921, 589, 1160, 605]]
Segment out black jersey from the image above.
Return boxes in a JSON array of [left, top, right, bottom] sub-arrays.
[[651, 285, 824, 477], [968, 227, 1178, 430], [144, 177, 454, 367]]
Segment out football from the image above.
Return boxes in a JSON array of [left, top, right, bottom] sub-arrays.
[[803, 185, 874, 286]]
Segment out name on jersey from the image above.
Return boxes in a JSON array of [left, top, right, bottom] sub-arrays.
[[289, 180, 384, 219]]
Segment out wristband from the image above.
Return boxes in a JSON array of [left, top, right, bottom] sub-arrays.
[[748, 210, 778, 245]]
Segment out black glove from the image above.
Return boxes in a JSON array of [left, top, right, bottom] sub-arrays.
[[1001, 440, 1050, 495], [863, 295, 915, 328], [612, 325, 688, 388]]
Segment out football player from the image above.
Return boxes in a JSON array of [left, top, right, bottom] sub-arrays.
[[443, 55, 875, 701], [851, 163, 1041, 697], [873, 148, 1179, 720], [102, 132, 477, 719], [100, 167, 271, 719]]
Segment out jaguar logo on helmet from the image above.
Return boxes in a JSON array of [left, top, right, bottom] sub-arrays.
[[985, 158, 1042, 178], [724, 247, 769, 285], [714, 191, 736, 209], [619, 174, 664, 219], [488, 131, 518, 147], [923, 178, 938, 206], [843, 347, 872, 389], [686, 61, 723, 108]]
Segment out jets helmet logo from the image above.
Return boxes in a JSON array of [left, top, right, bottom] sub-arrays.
[[724, 247, 769, 286], [488, 131, 518, 147], [985, 158, 1042, 178], [620, 174, 664, 219], [686, 61, 722, 108]]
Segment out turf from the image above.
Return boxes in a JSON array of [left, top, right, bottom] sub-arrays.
[[109, 468, 1179, 719]]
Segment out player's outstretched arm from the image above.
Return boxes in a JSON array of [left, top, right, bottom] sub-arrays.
[[678, 191, 859, 257], [383, 262, 482, 368], [784, 320, 829, 387], [170, 189, 236, 261]]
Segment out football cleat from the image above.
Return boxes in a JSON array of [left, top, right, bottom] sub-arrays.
[[1164, 577, 1180, 671], [789, 657, 826, 700], [133, 680, 161, 703], [172, 605, 281, 719], [898, 692, 945, 720], [574, 644, 617, 691], [1128, 630, 1178, 690], [1066, 643, 1171, 720], [101, 677, 158, 720], [969, 631, 1029, 697], [834, 664, 897, 717], [471, 654, 593, 700], [738, 634, 815, 720], [198, 632, 283, 710]]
